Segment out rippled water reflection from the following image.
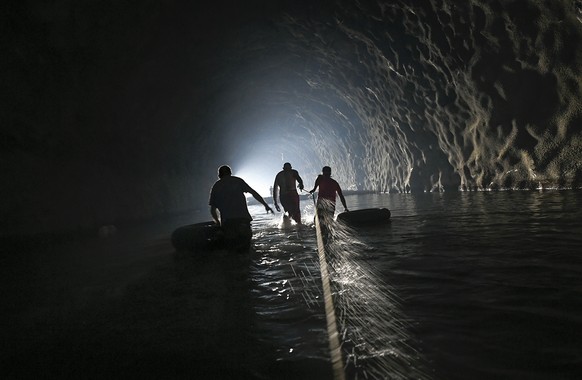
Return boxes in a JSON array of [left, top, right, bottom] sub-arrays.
[[247, 190, 582, 380]]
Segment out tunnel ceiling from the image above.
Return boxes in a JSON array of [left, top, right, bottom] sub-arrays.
[[3, 0, 582, 235]]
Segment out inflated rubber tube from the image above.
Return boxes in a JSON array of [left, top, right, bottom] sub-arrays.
[[336, 208, 391, 226], [171, 221, 224, 251]]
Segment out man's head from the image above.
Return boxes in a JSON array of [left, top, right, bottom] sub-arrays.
[[283, 162, 292, 171], [218, 165, 232, 178], [322, 166, 332, 176]]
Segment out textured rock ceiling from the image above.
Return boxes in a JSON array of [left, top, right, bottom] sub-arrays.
[[2, 0, 582, 235]]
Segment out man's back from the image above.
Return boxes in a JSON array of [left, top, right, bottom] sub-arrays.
[[275, 169, 300, 193], [317, 175, 340, 202], [209, 176, 252, 221]]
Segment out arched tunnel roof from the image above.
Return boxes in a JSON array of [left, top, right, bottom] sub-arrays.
[[2, 0, 582, 234]]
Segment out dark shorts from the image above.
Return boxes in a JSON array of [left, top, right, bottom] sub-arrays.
[[221, 218, 252, 252], [280, 191, 300, 216]]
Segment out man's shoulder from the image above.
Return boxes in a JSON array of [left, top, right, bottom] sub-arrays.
[[212, 176, 241, 188], [220, 175, 241, 182], [232, 176, 251, 188]]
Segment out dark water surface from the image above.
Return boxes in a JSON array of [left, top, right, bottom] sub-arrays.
[[249, 190, 582, 380], [2, 190, 581, 379]]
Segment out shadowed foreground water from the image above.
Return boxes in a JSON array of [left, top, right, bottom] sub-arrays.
[[2, 190, 581, 379]]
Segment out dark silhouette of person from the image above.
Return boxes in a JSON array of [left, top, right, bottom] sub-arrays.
[[309, 166, 349, 225], [209, 165, 273, 251], [273, 162, 305, 224]]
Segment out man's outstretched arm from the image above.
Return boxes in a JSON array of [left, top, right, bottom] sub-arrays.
[[295, 171, 304, 191], [337, 188, 349, 212], [309, 175, 321, 193], [272, 176, 280, 211], [249, 188, 274, 213]]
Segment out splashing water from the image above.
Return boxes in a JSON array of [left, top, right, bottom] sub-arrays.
[[248, 190, 582, 380], [326, 220, 432, 380], [249, 201, 433, 379]]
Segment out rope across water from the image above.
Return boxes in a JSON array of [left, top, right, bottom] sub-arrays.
[[314, 208, 346, 380]]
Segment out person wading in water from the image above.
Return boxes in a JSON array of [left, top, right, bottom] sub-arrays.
[[309, 166, 349, 241], [273, 162, 305, 224], [209, 165, 273, 251]]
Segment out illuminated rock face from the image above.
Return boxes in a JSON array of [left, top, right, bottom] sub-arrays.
[[267, 0, 582, 192], [2, 0, 582, 234]]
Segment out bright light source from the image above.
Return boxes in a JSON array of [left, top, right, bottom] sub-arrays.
[[222, 124, 315, 199], [234, 167, 274, 198]]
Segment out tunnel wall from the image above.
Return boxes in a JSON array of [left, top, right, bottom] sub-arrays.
[[2, 0, 582, 237]]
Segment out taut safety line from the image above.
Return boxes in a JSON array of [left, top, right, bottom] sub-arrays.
[[314, 202, 346, 380]]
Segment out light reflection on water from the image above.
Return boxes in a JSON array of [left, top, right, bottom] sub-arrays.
[[249, 205, 330, 364], [246, 190, 582, 380]]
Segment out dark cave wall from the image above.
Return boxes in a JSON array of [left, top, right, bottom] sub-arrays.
[[2, 0, 582, 236]]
